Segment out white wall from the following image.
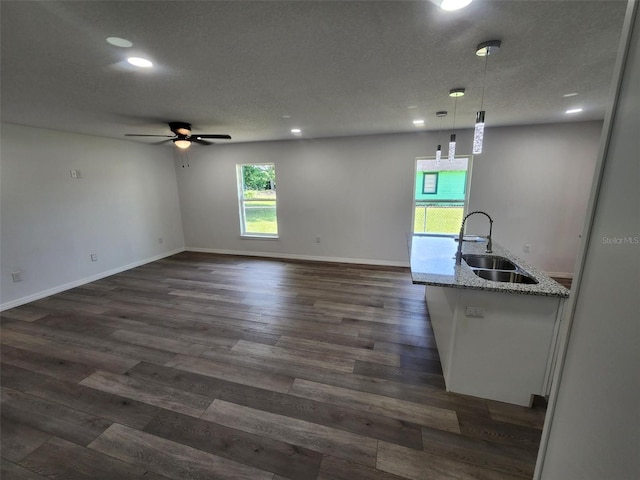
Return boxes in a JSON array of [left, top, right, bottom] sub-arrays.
[[0, 124, 185, 310], [176, 134, 423, 265], [0, 119, 603, 311], [466, 121, 602, 275], [176, 121, 602, 273], [537, 2, 640, 479]]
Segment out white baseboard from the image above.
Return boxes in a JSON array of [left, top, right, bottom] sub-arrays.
[[0, 248, 185, 312], [186, 247, 410, 268]]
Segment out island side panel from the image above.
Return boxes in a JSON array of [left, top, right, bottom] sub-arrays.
[[425, 285, 459, 385], [541, 298, 566, 397], [448, 289, 561, 407]]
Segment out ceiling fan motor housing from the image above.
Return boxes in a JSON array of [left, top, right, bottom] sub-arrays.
[[169, 122, 192, 136]]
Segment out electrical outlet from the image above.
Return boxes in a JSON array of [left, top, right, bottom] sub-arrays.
[[523, 244, 531, 253], [70, 169, 82, 179], [90, 253, 98, 262], [11, 271, 22, 282], [465, 306, 485, 318], [158, 237, 164, 244], [315, 236, 321, 244]]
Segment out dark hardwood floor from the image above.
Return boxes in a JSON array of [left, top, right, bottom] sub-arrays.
[[1, 252, 547, 479], [550, 277, 572, 290]]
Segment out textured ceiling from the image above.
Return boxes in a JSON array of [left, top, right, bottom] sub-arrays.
[[0, 0, 628, 144]]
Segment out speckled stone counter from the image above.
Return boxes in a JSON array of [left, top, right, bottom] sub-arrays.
[[410, 234, 568, 405], [410, 235, 569, 298]]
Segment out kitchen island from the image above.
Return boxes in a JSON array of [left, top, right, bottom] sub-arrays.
[[410, 235, 569, 407]]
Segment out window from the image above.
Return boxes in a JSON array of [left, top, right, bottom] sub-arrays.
[[413, 157, 471, 235], [237, 163, 278, 237], [422, 172, 439, 194]]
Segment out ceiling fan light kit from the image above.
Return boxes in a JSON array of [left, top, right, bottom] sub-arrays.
[[173, 139, 191, 149]]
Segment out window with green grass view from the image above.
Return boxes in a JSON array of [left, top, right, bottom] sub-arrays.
[[237, 163, 278, 236], [413, 157, 470, 235]]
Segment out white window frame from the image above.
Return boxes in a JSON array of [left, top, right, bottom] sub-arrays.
[[236, 163, 279, 239], [411, 155, 473, 236]]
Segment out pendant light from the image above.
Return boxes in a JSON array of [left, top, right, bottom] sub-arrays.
[[473, 40, 501, 155], [435, 111, 447, 165], [448, 88, 465, 162]]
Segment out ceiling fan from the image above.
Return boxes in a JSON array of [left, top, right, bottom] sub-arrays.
[[125, 122, 231, 148]]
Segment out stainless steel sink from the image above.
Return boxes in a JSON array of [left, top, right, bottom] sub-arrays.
[[472, 268, 538, 284], [461, 254, 538, 284], [462, 254, 517, 271]]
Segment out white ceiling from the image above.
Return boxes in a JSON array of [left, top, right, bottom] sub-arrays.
[[0, 0, 627, 145]]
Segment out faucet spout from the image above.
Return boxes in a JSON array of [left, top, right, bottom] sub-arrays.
[[455, 210, 494, 265]]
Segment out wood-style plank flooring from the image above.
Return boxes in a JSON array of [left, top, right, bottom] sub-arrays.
[[1, 252, 547, 479]]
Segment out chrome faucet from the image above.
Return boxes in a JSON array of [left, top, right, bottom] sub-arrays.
[[455, 211, 493, 265]]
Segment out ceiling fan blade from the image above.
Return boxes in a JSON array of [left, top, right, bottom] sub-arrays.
[[190, 134, 231, 139], [153, 139, 174, 145], [193, 138, 215, 146], [125, 134, 174, 137]]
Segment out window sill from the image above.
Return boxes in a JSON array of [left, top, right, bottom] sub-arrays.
[[240, 234, 279, 240]]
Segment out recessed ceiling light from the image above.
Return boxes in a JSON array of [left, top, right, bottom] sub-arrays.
[[291, 128, 302, 134], [127, 57, 153, 68], [282, 115, 291, 119], [439, 0, 473, 11], [565, 108, 583, 114], [107, 37, 133, 48], [407, 105, 418, 109], [413, 119, 425, 126], [563, 92, 579, 97]]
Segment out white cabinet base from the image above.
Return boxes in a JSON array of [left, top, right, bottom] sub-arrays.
[[426, 286, 564, 407]]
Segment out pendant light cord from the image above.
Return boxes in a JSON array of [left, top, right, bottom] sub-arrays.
[[480, 53, 489, 111], [452, 96, 458, 131]]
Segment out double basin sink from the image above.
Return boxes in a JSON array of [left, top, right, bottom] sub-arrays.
[[462, 254, 538, 284]]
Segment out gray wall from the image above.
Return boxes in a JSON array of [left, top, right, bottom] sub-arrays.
[[176, 121, 602, 273], [0, 124, 185, 309], [467, 122, 601, 275], [0, 119, 602, 309], [537, 2, 640, 479]]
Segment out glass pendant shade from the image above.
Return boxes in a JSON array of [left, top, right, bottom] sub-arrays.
[[448, 134, 456, 162], [473, 111, 485, 154], [436, 144, 442, 164]]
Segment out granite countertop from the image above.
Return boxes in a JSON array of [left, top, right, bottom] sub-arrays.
[[410, 235, 570, 298]]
